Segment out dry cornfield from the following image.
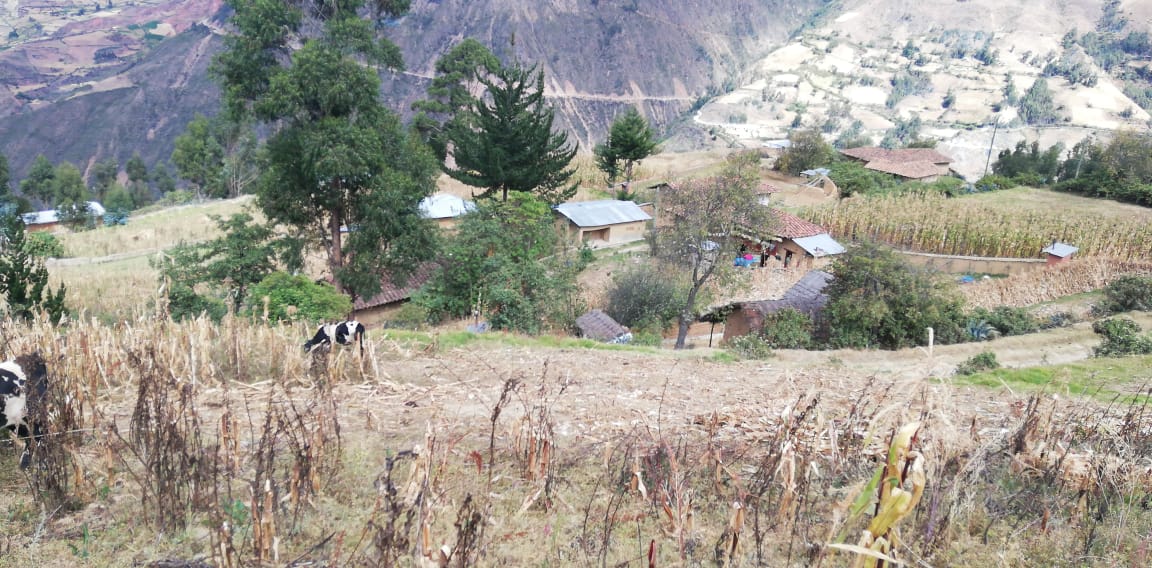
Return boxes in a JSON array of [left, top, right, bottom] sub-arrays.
[[0, 315, 1150, 566], [802, 193, 1152, 259], [961, 257, 1152, 309]]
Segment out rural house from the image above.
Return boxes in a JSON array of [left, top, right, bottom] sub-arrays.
[[715, 270, 834, 343], [555, 199, 652, 247], [839, 147, 954, 182], [419, 193, 476, 230], [1041, 241, 1079, 265], [756, 182, 782, 206], [350, 263, 438, 324], [737, 210, 844, 270], [22, 201, 107, 232]]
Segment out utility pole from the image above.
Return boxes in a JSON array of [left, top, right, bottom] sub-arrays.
[[982, 114, 1001, 179]]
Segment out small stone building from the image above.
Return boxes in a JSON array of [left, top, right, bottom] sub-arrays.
[[555, 199, 652, 247]]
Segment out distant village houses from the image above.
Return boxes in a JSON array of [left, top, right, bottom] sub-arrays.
[[21, 202, 107, 232]]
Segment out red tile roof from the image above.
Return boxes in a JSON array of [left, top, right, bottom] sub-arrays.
[[840, 147, 953, 164], [772, 209, 826, 239], [863, 160, 944, 180], [758, 182, 782, 194], [353, 262, 439, 310]]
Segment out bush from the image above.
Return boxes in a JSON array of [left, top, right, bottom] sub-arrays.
[[604, 262, 685, 332], [167, 285, 227, 323], [1093, 318, 1152, 357], [23, 232, 66, 259], [758, 308, 813, 349], [244, 272, 352, 323], [969, 306, 1040, 337], [725, 334, 775, 359], [384, 302, 430, 330], [1094, 276, 1152, 315], [956, 351, 1000, 375], [973, 174, 1016, 192]]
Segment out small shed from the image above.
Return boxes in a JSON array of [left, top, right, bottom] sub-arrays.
[[575, 309, 632, 344], [22, 201, 107, 232], [555, 199, 652, 247], [419, 193, 476, 230], [756, 182, 782, 206], [351, 263, 438, 324], [718, 270, 834, 342], [1041, 242, 1079, 265]]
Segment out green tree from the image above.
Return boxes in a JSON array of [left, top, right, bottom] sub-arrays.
[[246, 272, 352, 322], [0, 152, 9, 201], [1018, 78, 1059, 125], [154, 213, 283, 317], [774, 128, 833, 175], [0, 214, 67, 322], [444, 62, 579, 203], [152, 163, 176, 195], [1003, 75, 1018, 106], [416, 192, 586, 333], [126, 152, 149, 184], [594, 107, 660, 184], [880, 115, 928, 148], [214, 0, 439, 300], [53, 162, 91, 228], [822, 242, 966, 349], [604, 261, 686, 333], [104, 183, 134, 213], [171, 113, 224, 198], [20, 155, 56, 205], [833, 120, 872, 149], [654, 151, 775, 349], [411, 38, 501, 160], [89, 158, 119, 202]]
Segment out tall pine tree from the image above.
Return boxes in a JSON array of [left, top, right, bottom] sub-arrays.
[[445, 62, 578, 204], [0, 215, 67, 322], [594, 107, 660, 185]]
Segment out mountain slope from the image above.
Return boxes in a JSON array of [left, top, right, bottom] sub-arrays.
[[0, 0, 824, 180]]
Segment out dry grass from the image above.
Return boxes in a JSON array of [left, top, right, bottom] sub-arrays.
[[0, 315, 1149, 566], [53, 196, 256, 259]]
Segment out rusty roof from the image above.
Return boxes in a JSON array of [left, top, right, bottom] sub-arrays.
[[745, 270, 834, 318], [839, 147, 953, 164], [863, 160, 944, 180], [353, 263, 439, 310], [773, 209, 827, 239]]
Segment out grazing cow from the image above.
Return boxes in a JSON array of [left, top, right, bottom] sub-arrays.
[[0, 353, 48, 469], [304, 320, 366, 355]]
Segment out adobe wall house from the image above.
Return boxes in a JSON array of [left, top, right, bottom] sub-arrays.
[[350, 263, 438, 325], [21, 201, 107, 232], [554, 199, 652, 247], [737, 209, 845, 270], [714, 270, 834, 343]]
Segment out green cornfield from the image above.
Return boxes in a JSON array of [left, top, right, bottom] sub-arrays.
[[801, 194, 1152, 259]]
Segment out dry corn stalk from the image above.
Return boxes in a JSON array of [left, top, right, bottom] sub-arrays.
[[829, 422, 925, 568]]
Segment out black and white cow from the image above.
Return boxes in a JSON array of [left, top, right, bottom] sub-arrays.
[[0, 353, 48, 470], [304, 320, 366, 355]]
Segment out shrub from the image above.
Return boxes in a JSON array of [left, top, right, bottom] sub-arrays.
[[604, 262, 685, 332], [1094, 276, 1152, 315], [1092, 318, 1152, 357], [758, 308, 813, 349], [956, 351, 1000, 375], [384, 302, 430, 329], [24, 232, 66, 258], [245, 272, 351, 323], [167, 285, 227, 323], [725, 334, 775, 359], [969, 306, 1040, 337]]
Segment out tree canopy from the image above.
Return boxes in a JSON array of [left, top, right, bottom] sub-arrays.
[[213, 0, 439, 300], [654, 151, 775, 348], [444, 62, 579, 204], [594, 107, 660, 184], [0, 214, 67, 322], [411, 38, 501, 161], [775, 129, 833, 176]]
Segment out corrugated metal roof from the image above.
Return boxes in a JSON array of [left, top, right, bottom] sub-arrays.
[[419, 194, 476, 219], [555, 200, 652, 228], [793, 233, 846, 257], [1042, 242, 1079, 258], [22, 201, 107, 225]]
